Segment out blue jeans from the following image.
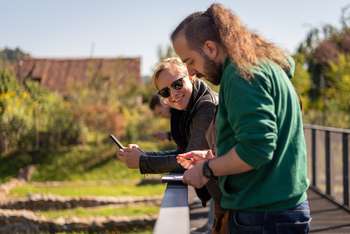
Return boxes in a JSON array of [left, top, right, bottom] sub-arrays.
[[230, 200, 311, 234]]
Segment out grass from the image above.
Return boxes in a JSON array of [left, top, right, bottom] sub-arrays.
[[7, 142, 166, 198], [0, 139, 175, 183], [127, 230, 152, 234], [10, 181, 165, 197], [1, 142, 167, 199], [1, 140, 169, 234], [37, 204, 159, 219], [30, 144, 143, 182], [29, 141, 175, 182]]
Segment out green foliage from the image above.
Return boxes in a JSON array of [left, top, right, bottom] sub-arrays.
[[137, 79, 157, 107], [294, 6, 350, 128], [327, 54, 350, 111], [311, 54, 350, 127], [0, 47, 30, 63], [26, 82, 83, 147], [0, 69, 18, 93], [136, 139, 176, 152], [292, 53, 312, 111], [296, 7, 350, 100], [157, 44, 177, 62], [0, 58, 174, 183], [0, 152, 33, 183], [298, 53, 350, 128], [66, 63, 163, 144], [0, 70, 84, 154]]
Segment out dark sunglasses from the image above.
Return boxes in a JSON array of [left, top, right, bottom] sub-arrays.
[[158, 78, 184, 98]]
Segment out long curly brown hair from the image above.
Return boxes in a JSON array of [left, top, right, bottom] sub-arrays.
[[171, 3, 290, 79]]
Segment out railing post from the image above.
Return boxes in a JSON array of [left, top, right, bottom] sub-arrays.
[[343, 133, 349, 206], [154, 183, 189, 234], [312, 129, 317, 187], [305, 124, 350, 210], [325, 130, 332, 196]]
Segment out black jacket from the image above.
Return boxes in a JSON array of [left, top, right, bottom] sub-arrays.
[[139, 79, 218, 174]]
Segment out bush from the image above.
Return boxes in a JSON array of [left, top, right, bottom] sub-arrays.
[[65, 72, 171, 144], [0, 70, 84, 154]]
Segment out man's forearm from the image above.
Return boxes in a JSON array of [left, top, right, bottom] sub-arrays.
[[209, 147, 253, 176]]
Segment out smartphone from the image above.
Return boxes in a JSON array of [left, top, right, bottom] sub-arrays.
[[161, 174, 184, 184], [109, 134, 125, 149]]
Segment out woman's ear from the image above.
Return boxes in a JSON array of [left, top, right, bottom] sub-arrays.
[[162, 98, 170, 106], [202, 40, 219, 60]]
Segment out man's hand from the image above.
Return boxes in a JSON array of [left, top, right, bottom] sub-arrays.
[[116, 144, 143, 169], [183, 161, 209, 188], [176, 150, 214, 169]]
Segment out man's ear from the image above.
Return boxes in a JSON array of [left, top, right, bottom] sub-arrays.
[[202, 40, 219, 60]]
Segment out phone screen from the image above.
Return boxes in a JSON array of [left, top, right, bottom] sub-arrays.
[[109, 134, 124, 149]]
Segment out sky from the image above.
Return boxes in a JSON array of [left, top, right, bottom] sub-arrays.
[[1, 0, 349, 76]]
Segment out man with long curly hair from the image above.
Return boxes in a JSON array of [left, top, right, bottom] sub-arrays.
[[173, 3, 311, 233]]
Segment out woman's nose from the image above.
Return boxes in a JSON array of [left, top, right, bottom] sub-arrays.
[[169, 88, 179, 100]]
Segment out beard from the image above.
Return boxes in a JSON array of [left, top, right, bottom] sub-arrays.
[[196, 53, 223, 85]]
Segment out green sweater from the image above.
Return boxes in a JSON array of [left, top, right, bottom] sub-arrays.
[[216, 58, 309, 211]]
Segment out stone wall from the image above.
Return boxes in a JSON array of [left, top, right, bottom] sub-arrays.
[[0, 194, 162, 211], [0, 209, 156, 233]]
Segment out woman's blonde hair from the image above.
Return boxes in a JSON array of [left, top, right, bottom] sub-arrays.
[[152, 57, 189, 89]]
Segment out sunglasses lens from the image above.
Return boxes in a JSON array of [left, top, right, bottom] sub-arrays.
[[158, 78, 184, 98], [158, 88, 170, 98], [172, 78, 184, 90]]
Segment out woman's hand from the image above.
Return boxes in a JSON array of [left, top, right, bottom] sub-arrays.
[[176, 150, 214, 169], [116, 144, 143, 169]]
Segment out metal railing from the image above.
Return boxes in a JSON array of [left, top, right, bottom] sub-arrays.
[[153, 182, 190, 234], [304, 124, 350, 211], [153, 124, 350, 233]]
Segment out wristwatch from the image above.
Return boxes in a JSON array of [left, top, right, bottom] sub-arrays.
[[202, 160, 216, 179]]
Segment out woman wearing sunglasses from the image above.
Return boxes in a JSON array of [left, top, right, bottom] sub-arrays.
[[117, 57, 228, 233], [117, 57, 217, 174]]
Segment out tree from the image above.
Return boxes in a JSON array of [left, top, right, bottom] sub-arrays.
[[294, 5, 350, 127], [157, 44, 177, 62], [0, 47, 30, 63]]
